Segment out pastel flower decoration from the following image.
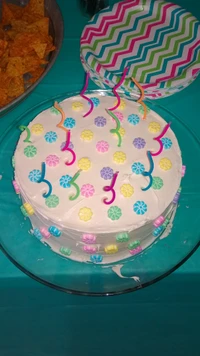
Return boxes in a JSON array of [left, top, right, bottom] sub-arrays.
[[44, 131, 57, 143], [148, 121, 161, 133], [28, 169, 41, 183], [12, 156, 15, 168], [78, 158, 91, 171], [94, 116, 107, 127], [133, 137, 146, 149], [139, 105, 150, 115], [107, 206, 122, 221], [113, 111, 124, 122], [90, 97, 100, 107], [152, 176, 164, 190], [24, 145, 37, 157], [96, 140, 109, 153], [133, 201, 147, 215], [80, 129, 94, 141], [113, 151, 126, 164], [159, 158, 172, 171], [81, 184, 95, 198], [46, 154, 60, 167], [128, 114, 140, 125], [63, 117, 76, 129], [59, 174, 72, 188], [120, 184, 134, 198], [114, 99, 126, 110], [131, 162, 145, 175], [100, 167, 113, 180], [31, 123, 44, 135], [60, 141, 74, 150], [45, 195, 59, 208], [161, 137, 172, 149], [50, 106, 60, 115], [72, 101, 84, 111], [78, 207, 93, 222]]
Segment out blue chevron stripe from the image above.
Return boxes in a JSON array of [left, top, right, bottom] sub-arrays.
[[84, 0, 152, 64], [145, 20, 200, 82], [112, 7, 186, 75]]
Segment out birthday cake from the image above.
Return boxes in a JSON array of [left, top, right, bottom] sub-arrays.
[[13, 92, 184, 264]]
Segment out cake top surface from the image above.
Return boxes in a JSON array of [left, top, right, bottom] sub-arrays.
[[14, 94, 182, 233]]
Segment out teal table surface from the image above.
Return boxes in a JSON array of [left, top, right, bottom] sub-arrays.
[[0, 1, 200, 355]]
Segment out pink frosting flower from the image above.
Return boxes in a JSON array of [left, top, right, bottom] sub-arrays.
[[81, 184, 95, 198], [112, 111, 124, 122], [46, 154, 59, 167], [82, 234, 96, 243], [96, 140, 109, 153]]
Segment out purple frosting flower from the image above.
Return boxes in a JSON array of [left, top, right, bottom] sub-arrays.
[[133, 137, 146, 149], [100, 167, 114, 180], [94, 116, 107, 127], [60, 141, 74, 150]]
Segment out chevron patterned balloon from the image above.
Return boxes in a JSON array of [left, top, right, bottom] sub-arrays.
[[80, 0, 200, 98]]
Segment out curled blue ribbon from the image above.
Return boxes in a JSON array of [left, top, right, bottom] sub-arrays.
[[142, 151, 154, 191], [37, 162, 52, 198]]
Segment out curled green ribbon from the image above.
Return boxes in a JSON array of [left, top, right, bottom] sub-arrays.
[[107, 109, 122, 147], [69, 170, 81, 201], [19, 125, 32, 143]]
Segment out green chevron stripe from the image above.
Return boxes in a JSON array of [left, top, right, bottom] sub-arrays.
[[167, 51, 200, 86], [98, 0, 165, 66], [81, 6, 143, 56], [135, 15, 195, 82]]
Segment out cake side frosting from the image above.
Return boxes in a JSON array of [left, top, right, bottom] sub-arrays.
[[13, 94, 183, 263]]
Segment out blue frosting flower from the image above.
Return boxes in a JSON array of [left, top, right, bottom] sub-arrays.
[[161, 137, 172, 149], [33, 228, 42, 240], [94, 116, 107, 127], [131, 162, 145, 175], [28, 169, 41, 183], [90, 255, 103, 263], [128, 114, 140, 125], [59, 175, 72, 188], [64, 117, 76, 129], [133, 201, 147, 215], [100, 167, 114, 180], [44, 131, 57, 143], [90, 97, 100, 107]]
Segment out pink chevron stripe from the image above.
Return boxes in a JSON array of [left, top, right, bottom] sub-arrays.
[[192, 68, 200, 76], [96, 63, 101, 73], [81, 0, 138, 44], [142, 40, 200, 87], [103, 2, 174, 69]]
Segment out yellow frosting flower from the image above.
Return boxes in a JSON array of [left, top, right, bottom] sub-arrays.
[[81, 129, 94, 141], [78, 207, 93, 222], [113, 127, 126, 138], [113, 151, 126, 164], [72, 101, 84, 111], [114, 99, 126, 110], [78, 157, 91, 171], [120, 184, 134, 198], [105, 244, 118, 254], [148, 121, 161, 133], [31, 124, 44, 135], [159, 158, 172, 171]]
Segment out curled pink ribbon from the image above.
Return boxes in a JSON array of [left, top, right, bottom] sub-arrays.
[[103, 171, 119, 205], [61, 130, 76, 166], [151, 122, 171, 157], [108, 67, 129, 111], [80, 72, 94, 117]]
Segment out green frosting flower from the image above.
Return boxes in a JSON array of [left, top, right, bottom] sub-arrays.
[[50, 106, 60, 115], [45, 194, 59, 208], [116, 232, 129, 242], [108, 206, 122, 221], [139, 105, 150, 115], [12, 156, 15, 168], [24, 145, 37, 158], [152, 177, 164, 190]]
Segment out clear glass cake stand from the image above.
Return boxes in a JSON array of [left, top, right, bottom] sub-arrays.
[[0, 90, 199, 296]]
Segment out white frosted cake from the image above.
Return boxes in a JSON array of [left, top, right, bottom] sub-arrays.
[[13, 94, 184, 264]]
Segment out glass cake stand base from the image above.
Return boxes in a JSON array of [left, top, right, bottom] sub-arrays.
[[0, 91, 199, 296]]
